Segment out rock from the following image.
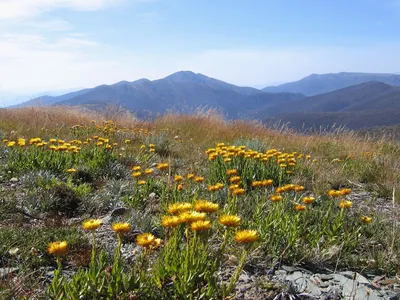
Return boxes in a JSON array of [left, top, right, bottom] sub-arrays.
[[9, 177, 18, 183], [319, 274, 334, 281], [111, 207, 127, 216], [0, 267, 19, 279], [282, 265, 297, 273]]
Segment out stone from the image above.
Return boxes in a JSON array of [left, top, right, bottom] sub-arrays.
[[0, 267, 19, 279], [111, 207, 127, 216]]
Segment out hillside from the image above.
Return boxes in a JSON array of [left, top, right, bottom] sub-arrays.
[[17, 71, 304, 119], [262, 72, 400, 96], [261, 81, 400, 130], [0, 107, 399, 299]]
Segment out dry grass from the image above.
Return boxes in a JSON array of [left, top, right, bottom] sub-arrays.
[[0, 106, 399, 199]]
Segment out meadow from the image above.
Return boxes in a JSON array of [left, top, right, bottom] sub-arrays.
[[0, 106, 399, 299]]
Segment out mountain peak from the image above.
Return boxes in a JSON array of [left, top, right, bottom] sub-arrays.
[[164, 71, 208, 83]]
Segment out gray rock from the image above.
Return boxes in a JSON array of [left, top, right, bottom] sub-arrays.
[[111, 207, 127, 216], [319, 274, 334, 281], [0, 267, 19, 279]]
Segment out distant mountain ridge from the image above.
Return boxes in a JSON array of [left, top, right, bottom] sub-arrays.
[[262, 72, 400, 96], [16, 71, 304, 119], [262, 81, 400, 130], [12, 71, 400, 130]]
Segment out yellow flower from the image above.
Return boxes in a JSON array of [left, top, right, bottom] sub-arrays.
[[187, 173, 195, 179], [294, 203, 306, 211], [219, 215, 241, 227], [328, 190, 342, 197], [194, 200, 219, 213], [48, 241, 68, 255], [161, 216, 181, 227], [235, 230, 259, 243], [229, 184, 239, 191], [151, 238, 162, 250], [191, 220, 211, 231], [340, 188, 352, 196], [270, 195, 282, 202], [177, 184, 184, 191], [302, 196, 315, 204], [275, 187, 286, 193], [229, 176, 241, 183], [194, 176, 204, 183], [7, 141, 16, 147], [138, 180, 146, 185], [168, 202, 192, 214], [112, 222, 131, 234], [232, 188, 245, 195], [157, 163, 169, 170], [66, 168, 76, 173], [226, 169, 238, 176], [136, 233, 155, 248], [360, 216, 372, 223], [132, 166, 141, 171], [208, 185, 219, 192], [262, 179, 273, 186], [132, 172, 142, 178], [144, 168, 154, 175], [178, 211, 206, 223], [124, 139, 131, 144], [174, 175, 183, 182], [338, 200, 353, 209], [82, 219, 103, 231], [17, 138, 26, 147], [294, 185, 305, 192], [251, 181, 263, 187]]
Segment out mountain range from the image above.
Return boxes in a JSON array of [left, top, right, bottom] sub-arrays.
[[262, 72, 400, 96], [13, 71, 400, 131]]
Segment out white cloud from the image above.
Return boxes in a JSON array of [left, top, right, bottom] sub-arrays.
[[24, 19, 73, 31], [0, 0, 122, 19], [1, 30, 400, 105]]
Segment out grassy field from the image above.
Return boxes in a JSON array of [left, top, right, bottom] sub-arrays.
[[0, 106, 399, 299]]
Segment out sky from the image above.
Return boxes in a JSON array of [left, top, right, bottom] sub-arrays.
[[1, 0, 400, 105]]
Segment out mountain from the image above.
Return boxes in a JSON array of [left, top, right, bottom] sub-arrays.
[[262, 72, 400, 96], [14, 71, 304, 119], [12, 88, 91, 108], [262, 81, 400, 130]]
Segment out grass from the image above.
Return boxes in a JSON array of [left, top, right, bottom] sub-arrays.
[[0, 106, 399, 299]]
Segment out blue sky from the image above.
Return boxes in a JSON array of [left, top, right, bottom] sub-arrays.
[[1, 0, 400, 105]]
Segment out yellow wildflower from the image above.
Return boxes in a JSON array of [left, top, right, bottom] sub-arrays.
[[294, 203, 306, 211], [270, 195, 282, 202], [219, 215, 241, 227], [360, 216, 372, 223], [232, 188, 245, 195], [161, 216, 181, 227], [174, 175, 183, 182], [112, 223, 131, 234], [136, 233, 155, 248], [194, 200, 219, 213], [167, 202, 192, 215], [235, 230, 259, 243], [178, 211, 206, 223], [226, 169, 238, 176], [302, 196, 315, 204], [191, 220, 211, 231], [48, 241, 68, 255], [82, 219, 102, 231], [194, 176, 204, 183], [338, 200, 353, 209]]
